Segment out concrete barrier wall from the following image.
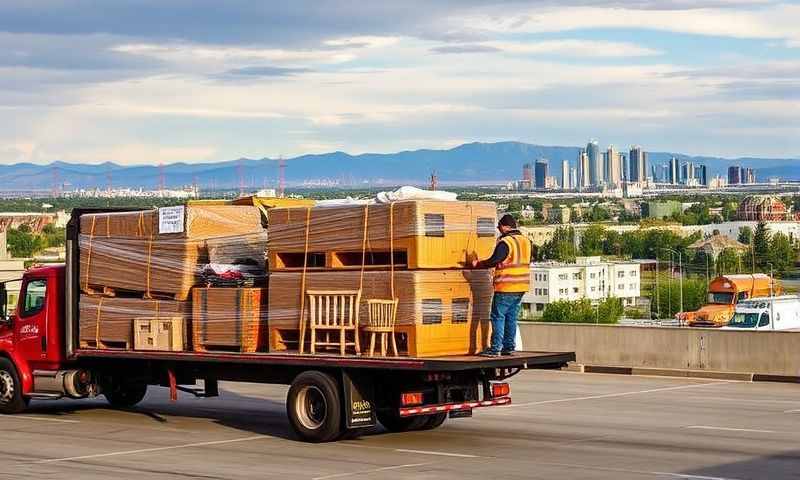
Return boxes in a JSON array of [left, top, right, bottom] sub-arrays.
[[519, 323, 800, 377]]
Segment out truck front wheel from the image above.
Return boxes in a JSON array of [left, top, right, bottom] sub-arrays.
[[0, 358, 28, 414], [104, 380, 147, 408], [287, 371, 343, 443]]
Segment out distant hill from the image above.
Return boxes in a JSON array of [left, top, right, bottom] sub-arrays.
[[1, 142, 797, 190]]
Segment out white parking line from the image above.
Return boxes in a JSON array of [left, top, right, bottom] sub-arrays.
[[312, 462, 431, 480], [8, 415, 80, 424], [507, 381, 732, 408], [394, 448, 478, 458], [686, 425, 776, 434], [32, 435, 269, 464]]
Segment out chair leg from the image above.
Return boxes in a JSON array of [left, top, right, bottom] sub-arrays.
[[369, 332, 376, 357], [310, 328, 316, 355], [390, 332, 398, 357], [340, 329, 346, 356], [354, 327, 361, 355], [381, 333, 387, 356]]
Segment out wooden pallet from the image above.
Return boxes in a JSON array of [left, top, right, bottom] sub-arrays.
[[79, 339, 132, 350], [82, 283, 191, 301]]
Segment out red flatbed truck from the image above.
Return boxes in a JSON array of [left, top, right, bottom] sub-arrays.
[[0, 209, 574, 442]]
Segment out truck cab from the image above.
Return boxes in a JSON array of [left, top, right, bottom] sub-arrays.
[[679, 274, 781, 327]]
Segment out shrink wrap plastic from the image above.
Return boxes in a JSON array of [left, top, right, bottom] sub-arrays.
[[79, 205, 266, 300]]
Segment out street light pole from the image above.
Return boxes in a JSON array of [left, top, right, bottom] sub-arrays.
[[660, 248, 683, 315]]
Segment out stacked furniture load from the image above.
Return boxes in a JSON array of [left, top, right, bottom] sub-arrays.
[[267, 200, 498, 357], [77, 204, 268, 352]]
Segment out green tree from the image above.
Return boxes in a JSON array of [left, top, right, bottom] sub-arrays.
[[651, 276, 708, 318], [752, 221, 771, 271], [541, 298, 621, 324], [579, 225, 606, 256], [539, 226, 576, 262], [7, 228, 46, 258], [769, 232, 795, 275], [715, 248, 742, 275], [737, 226, 753, 245]]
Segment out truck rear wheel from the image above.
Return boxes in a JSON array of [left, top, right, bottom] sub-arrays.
[[0, 358, 27, 414], [104, 380, 148, 408], [419, 413, 447, 430], [287, 371, 342, 443]]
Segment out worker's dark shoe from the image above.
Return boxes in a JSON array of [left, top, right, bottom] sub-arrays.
[[500, 350, 515, 356], [478, 350, 501, 357]]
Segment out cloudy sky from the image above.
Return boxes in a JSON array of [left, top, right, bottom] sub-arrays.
[[1, 1, 798, 165]]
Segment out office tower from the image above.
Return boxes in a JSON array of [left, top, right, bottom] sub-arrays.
[[744, 168, 755, 184], [577, 149, 589, 191], [605, 145, 620, 187], [535, 159, 548, 189], [619, 153, 627, 182], [728, 165, 741, 185], [587, 140, 601, 186], [680, 162, 695, 185], [561, 160, 569, 190], [569, 167, 577, 190], [651, 163, 658, 183], [697, 164, 707, 186], [669, 157, 679, 184], [629, 146, 646, 183], [522, 163, 533, 183]]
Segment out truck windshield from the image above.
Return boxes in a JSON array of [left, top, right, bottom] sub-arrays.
[[708, 292, 734, 304], [727, 313, 759, 328]]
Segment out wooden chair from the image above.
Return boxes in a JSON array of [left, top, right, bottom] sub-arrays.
[[363, 299, 399, 357], [306, 290, 362, 356]]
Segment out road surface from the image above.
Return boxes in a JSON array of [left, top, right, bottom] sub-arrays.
[[2, 370, 800, 479]]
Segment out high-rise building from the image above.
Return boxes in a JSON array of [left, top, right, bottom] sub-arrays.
[[561, 160, 569, 190], [669, 157, 679, 184], [569, 167, 576, 190], [629, 146, 647, 183], [728, 166, 741, 185], [605, 145, 620, 187], [680, 162, 695, 185], [535, 159, 548, 189], [744, 168, 755, 184], [587, 140, 601, 186], [577, 149, 590, 191], [697, 164, 707, 186]]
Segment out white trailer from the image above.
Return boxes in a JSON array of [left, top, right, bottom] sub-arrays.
[[724, 295, 800, 331]]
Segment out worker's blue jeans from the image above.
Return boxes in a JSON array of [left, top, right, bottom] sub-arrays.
[[487, 292, 524, 354]]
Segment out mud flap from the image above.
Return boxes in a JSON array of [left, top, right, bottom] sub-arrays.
[[342, 370, 376, 429]]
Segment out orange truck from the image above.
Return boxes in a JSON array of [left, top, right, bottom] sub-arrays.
[[678, 274, 781, 327]]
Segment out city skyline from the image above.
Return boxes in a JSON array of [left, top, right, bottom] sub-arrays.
[[0, 1, 798, 166]]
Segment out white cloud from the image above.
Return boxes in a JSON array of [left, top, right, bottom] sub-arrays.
[[485, 39, 662, 57]]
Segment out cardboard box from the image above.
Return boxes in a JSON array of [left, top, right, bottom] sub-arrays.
[[134, 317, 185, 351], [192, 287, 267, 353], [78, 295, 190, 349], [79, 205, 265, 299], [267, 200, 497, 270]]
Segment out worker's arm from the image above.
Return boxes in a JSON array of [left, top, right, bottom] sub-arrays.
[[473, 241, 509, 268]]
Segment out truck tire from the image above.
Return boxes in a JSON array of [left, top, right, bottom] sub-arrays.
[[419, 413, 447, 430], [0, 358, 27, 414], [377, 411, 428, 432], [104, 381, 147, 408], [287, 371, 342, 443]]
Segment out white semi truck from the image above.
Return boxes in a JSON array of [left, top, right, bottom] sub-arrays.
[[724, 295, 800, 331]]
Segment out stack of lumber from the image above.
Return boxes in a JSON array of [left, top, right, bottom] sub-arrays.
[[266, 199, 498, 357], [192, 287, 267, 353]]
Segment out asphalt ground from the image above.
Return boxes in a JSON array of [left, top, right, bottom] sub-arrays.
[[2, 370, 800, 479]]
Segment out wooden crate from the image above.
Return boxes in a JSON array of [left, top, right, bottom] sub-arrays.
[[79, 205, 266, 299], [192, 287, 267, 353], [267, 269, 492, 353], [133, 317, 185, 352], [78, 295, 190, 349], [267, 200, 497, 270]]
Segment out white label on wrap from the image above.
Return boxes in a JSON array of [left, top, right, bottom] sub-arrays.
[[159, 205, 185, 234]]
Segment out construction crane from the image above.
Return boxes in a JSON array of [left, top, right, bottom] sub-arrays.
[[278, 157, 286, 198], [429, 170, 438, 191]]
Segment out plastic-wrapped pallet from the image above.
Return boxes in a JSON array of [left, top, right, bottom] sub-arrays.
[[268, 269, 492, 356], [78, 295, 190, 349], [79, 205, 266, 300], [267, 200, 497, 270], [192, 287, 267, 353]]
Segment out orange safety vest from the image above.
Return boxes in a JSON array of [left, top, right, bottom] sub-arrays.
[[493, 233, 532, 293]]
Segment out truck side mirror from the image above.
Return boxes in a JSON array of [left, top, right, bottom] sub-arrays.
[[0, 283, 8, 326]]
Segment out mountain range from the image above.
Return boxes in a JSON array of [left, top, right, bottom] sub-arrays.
[[1, 142, 798, 190]]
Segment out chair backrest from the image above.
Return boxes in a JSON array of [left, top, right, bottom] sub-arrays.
[[366, 299, 399, 329], [306, 290, 362, 328]]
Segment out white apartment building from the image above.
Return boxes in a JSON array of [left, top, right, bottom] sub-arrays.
[[522, 256, 641, 316]]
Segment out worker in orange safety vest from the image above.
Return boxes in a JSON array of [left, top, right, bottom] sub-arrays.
[[471, 213, 532, 356]]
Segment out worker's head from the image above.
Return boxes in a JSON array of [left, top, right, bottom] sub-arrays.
[[497, 213, 517, 234]]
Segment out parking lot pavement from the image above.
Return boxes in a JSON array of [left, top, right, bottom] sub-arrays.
[[2, 370, 800, 479]]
